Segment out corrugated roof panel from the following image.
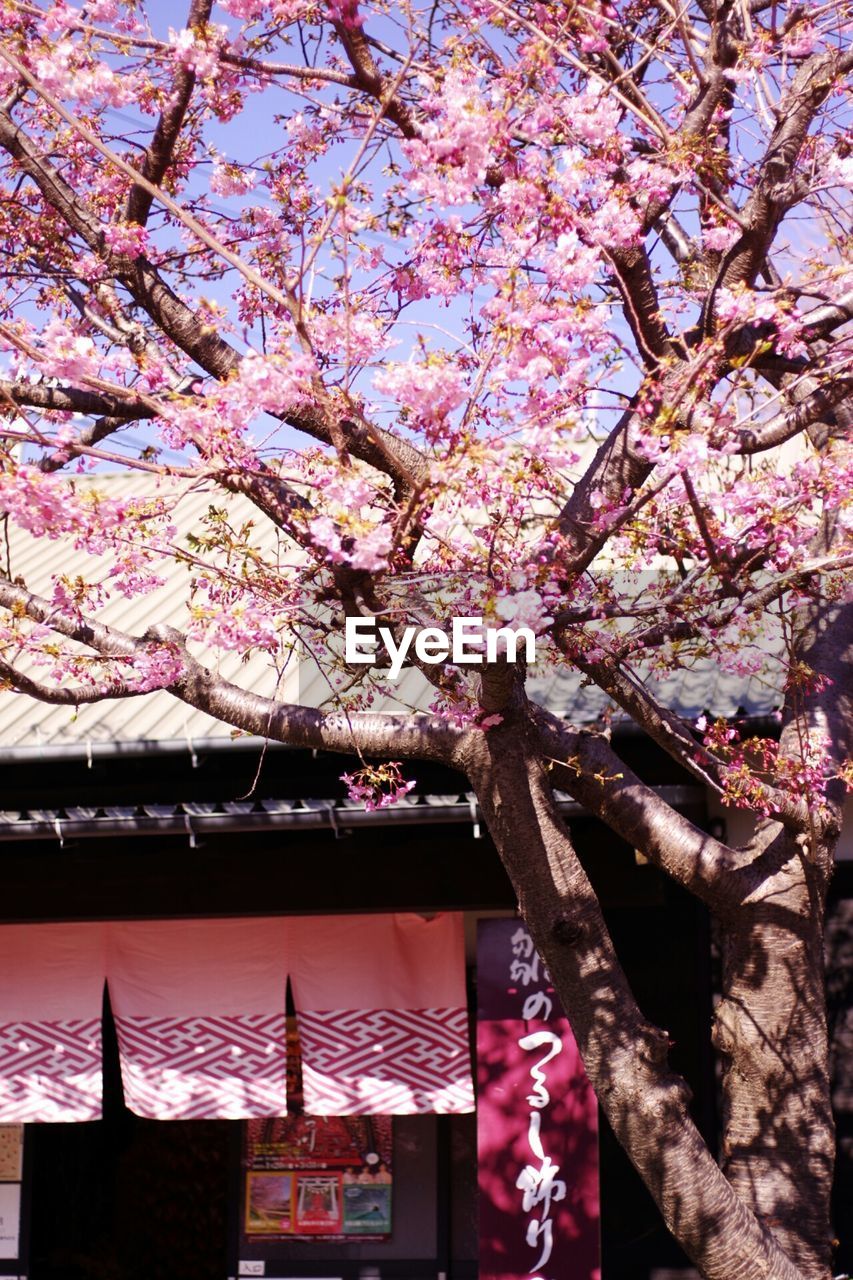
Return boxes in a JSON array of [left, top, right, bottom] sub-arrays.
[[0, 475, 299, 749], [0, 475, 786, 751]]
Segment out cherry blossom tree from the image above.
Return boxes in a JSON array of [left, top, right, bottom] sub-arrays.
[[0, 0, 851, 1275]]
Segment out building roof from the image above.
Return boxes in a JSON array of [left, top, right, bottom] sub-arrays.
[[529, 659, 781, 724], [0, 474, 295, 756], [0, 474, 784, 761]]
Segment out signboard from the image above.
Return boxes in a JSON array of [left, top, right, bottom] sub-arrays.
[[242, 1023, 392, 1243], [477, 919, 600, 1280]]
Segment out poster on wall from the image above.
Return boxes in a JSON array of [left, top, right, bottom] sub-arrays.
[[243, 1116, 393, 1241], [342, 1179, 392, 1235], [0, 1124, 23, 1264], [477, 919, 600, 1280], [0, 1183, 20, 1259], [245, 1172, 294, 1234], [242, 1023, 393, 1243]]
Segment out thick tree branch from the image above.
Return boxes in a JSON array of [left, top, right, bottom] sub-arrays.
[[0, 580, 463, 763], [531, 708, 747, 909], [464, 718, 807, 1280], [159, 626, 462, 762], [780, 597, 853, 842], [0, 102, 243, 376], [704, 47, 853, 330], [654, 207, 697, 265], [733, 372, 853, 453], [125, 0, 213, 226], [330, 11, 420, 140], [800, 289, 853, 339], [604, 246, 676, 365], [0, 576, 166, 660], [562, 647, 811, 830], [549, 401, 645, 576], [37, 416, 142, 472], [0, 379, 157, 420]]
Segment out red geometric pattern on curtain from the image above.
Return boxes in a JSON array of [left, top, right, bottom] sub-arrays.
[[0, 1018, 102, 1123], [0, 913, 473, 1121], [297, 1007, 475, 1114]]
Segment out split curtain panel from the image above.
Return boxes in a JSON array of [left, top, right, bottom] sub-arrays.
[[0, 913, 474, 1123]]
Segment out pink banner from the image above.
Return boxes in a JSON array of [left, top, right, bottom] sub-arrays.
[[477, 919, 600, 1280]]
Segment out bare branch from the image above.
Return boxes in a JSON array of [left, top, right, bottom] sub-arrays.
[[615, 551, 853, 653], [37, 415, 139, 472], [560, 646, 811, 831], [0, 102, 242, 378], [0, 76, 428, 492]]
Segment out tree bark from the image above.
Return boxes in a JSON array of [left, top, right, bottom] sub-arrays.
[[712, 596, 853, 1278], [464, 700, 810, 1280], [714, 826, 835, 1278]]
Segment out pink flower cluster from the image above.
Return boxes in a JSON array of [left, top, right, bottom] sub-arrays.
[[168, 25, 226, 79], [162, 350, 316, 457], [714, 287, 806, 358], [33, 38, 139, 106], [373, 360, 467, 431], [402, 68, 502, 206], [310, 310, 390, 364], [309, 516, 393, 573], [495, 589, 554, 634], [341, 762, 416, 811], [210, 161, 257, 198], [103, 222, 150, 258]]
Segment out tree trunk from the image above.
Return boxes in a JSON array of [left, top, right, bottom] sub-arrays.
[[711, 596, 853, 1278], [714, 825, 835, 1278], [465, 709, 811, 1280]]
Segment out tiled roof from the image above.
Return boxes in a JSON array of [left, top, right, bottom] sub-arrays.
[[0, 784, 706, 844], [528, 658, 782, 724]]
